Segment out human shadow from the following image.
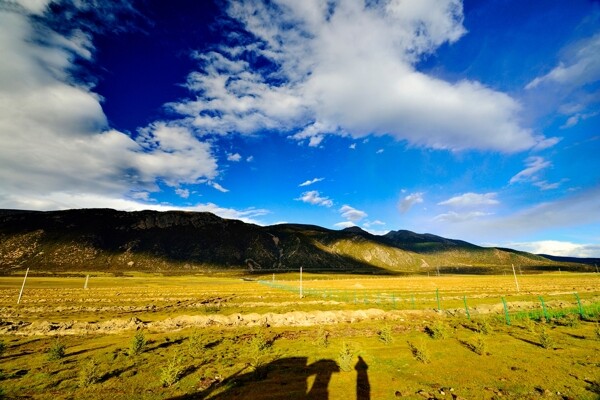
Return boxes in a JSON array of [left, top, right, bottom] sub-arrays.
[[168, 355, 370, 399]]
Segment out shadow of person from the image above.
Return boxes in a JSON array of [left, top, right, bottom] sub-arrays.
[[355, 356, 370, 400], [170, 357, 340, 400]]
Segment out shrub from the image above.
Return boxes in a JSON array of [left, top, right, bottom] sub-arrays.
[[595, 323, 600, 341], [129, 331, 147, 357], [521, 317, 536, 332], [539, 326, 553, 349], [0, 340, 5, 357], [562, 314, 580, 327], [248, 330, 271, 371], [469, 334, 487, 355], [160, 353, 185, 387], [378, 324, 393, 345], [476, 318, 492, 335], [408, 340, 429, 363], [428, 320, 448, 339], [187, 329, 203, 356], [316, 326, 330, 348], [338, 342, 355, 372], [78, 358, 100, 388], [47, 339, 66, 361]]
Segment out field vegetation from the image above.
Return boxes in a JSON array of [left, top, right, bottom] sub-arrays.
[[0, 272, 599, 399]]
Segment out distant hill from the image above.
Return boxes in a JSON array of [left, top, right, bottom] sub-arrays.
[[0, 209, 593, 275], [538, 254, 600, 267]]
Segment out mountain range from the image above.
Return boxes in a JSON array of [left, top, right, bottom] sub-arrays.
[[0, 209, 594, 275]]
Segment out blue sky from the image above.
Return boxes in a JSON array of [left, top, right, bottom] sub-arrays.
[[1, 0, 599, 257]]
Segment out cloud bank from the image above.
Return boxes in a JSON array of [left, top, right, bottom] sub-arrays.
[[169, 0, 541, 152]]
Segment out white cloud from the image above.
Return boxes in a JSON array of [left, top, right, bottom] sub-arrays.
[[363, 220, 386, 227], [526, 33, 600, 90], [509, 156, 551, 184], [166, 0, 541, 152], [210, 182, 230, 193], [339, 205, 367, 222], [438, 192, 499, 208], [334, 221, 356, 229], [227, 152, 242, 162], [175, 188, 190, 199], [506, 241, 600, 258], [533, 179, 568, 191], [399, 192, 424, 213], [376, 149, 384, 154], [246, 155, 254, 162], [349, 143, 356, 149], [0, 192, 269, 225], [433, 210, 491, 223], [299, 177, 324, 187], [296, 190, 333, 207], [0, 6, 218, 208]]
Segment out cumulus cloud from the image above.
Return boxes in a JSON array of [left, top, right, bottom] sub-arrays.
[[334, 221, 356, 229], [175, 188, 190, 199], [227, 153, 242, 162], [438, 192, 499, 208], [339, 205, 367, 222], [166, 0, 541, 152], [299, 177, 324, 187], [399, 192, 424, 213], [0, 4, 218, 208], [506, 241, 600, 258], [509, 157, 551, 184], [295, 190, 333, 207]]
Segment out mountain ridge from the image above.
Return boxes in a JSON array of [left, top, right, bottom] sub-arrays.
[[0, 208, 592, 274]]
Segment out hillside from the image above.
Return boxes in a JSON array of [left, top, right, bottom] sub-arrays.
[[0, 209, 591, 274]]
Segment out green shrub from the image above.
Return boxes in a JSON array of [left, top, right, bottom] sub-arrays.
[[476, 318, 492, 335], [47, 339, 66, 361], [129, 331, 147, 357], [160, 353, 185, 387], [408, 340, 429, 363], [539, 326, 553, 349], [248, 329, 271, 371], [317, 326, 330, 348], [78, 358, 100, 388], [429, 320, 448, 339], [378, 324, 393, 345], [562, 314, 580, 327], [338, 342, 355, 372], [187, 329, 203, 356], [521, 317, 536, 332], [469, 334, 487, 355]]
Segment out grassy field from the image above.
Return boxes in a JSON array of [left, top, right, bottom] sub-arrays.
[[0, 272, 599, 399]]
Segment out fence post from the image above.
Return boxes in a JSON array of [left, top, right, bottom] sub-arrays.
[[463, 296, 470, 320], [539, 296, 549, 320], [436, 288, 441, 311], [501, 297, 511, 326], [17, 268, 29, 305], [574, 292, 585, 318], [392, 293, 396, 309]]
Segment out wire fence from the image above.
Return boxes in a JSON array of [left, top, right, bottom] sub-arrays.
[[258, 280, 600, 324]]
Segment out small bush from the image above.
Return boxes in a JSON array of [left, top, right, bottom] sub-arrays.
[[338, 342, 355, 372], [316, 326, 330, 348], [562, 314, 580, 327], [476, 318, 492, 335], [129, 331, 147, 357], [378, 324, 394, 345], [539, 326, 553, 349], [521, 317, 536, 332], [160, 353, 185, 387], [408, 340, 429, 363], [78, 358, 100, 388], [187, 329, 203, 356], [47, 339, 66, 361], [428, 320, 448, 339], [469, 334, 487, 355], [248, 330, 271, 371]]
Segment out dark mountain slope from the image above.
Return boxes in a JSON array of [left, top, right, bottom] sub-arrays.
[[0, 209, 591, 274]]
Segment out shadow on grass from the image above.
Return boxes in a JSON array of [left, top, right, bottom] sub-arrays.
[[167, 356, 370, 400]]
